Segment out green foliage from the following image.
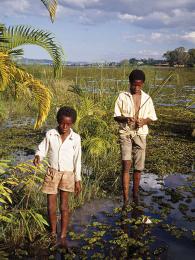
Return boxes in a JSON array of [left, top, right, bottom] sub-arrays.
[[163, 47, 190, 66], [41, 0, 58, 22], [0, 161, 49, 245], [0, 24, 64, 77], [0, 23, 65, 128]]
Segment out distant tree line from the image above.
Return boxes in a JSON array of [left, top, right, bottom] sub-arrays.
[[119, 47, 195, 67], [163, 47, 195, 67], [119, 58, 163, 66]]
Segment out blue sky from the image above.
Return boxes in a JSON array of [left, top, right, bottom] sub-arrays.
[[1, 0, 195, 62]]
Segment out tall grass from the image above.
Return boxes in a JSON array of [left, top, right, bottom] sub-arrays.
[[0, 159, 104, 248], [0, 65, 195, 251]]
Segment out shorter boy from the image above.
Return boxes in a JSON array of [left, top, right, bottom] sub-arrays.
[[33, 106, 82, 246]]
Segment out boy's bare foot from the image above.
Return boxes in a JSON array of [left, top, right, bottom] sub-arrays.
[[122, 200, 129, 210], [58, 237, 68, 248]]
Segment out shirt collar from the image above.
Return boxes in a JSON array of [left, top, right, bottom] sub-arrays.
[[54, 128, 74, 140], [125, 90, 148, 100]]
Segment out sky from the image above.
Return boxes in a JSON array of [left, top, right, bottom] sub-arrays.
[[1, 0, 195, 62]]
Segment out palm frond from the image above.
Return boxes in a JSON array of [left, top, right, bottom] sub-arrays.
[[21, 78, 52, 129], [0, 25, 64, 77], [83, 137, 111, 158], [0, 52, 52, 128], [10, 67, 52, 129], [0, 24, 8, 43], [0, 52, 13, 90], [8, 48, 24, 57], [41, 0, 58, 22]]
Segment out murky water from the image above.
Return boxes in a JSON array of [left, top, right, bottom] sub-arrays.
[[66, 173, 195, 259]]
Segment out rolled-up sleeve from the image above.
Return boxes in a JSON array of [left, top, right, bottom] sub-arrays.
[[74, 136, 82, 182], [114, 94, 123, 117], [35, 134, 49, 161], [148, 98, 158, 121]]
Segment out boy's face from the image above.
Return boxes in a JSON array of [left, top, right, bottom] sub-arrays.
[[130, 80, 144, 94], [58, 116, 73, 134]]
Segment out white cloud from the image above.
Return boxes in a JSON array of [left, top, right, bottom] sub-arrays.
[[151, 32, 162, 40], [1, 0, 195, 31], [123, 32, 174, 43], [137, 49, 161, 58], [0, 0, 30, 14], [118, 13, 143, 22], [181, 32, 195, 43]]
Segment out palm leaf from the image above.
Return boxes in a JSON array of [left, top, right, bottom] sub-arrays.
[[19, 211, 33, 241], [0, 25, 64, 77], [83, 137, 111, 158], [8, 48, 24, 57], [41, 0, 58, 22], [0, 24, 8, 43], [0, 52, 13, 90], [18, 78, 52, 129], [0, 53, 52, 128], [9, 66, 52, 129]]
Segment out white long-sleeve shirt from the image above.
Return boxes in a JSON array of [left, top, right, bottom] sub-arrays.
[[114, 90, 157, 136], [35, 128, 82, 181]]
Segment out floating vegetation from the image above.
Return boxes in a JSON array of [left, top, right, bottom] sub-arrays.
[[0, 66, 195, 258], [165, 188, 185, 203], [179, 203, 189, 215]]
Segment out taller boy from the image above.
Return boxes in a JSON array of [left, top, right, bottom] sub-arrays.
[[114, 69, 157, 206]]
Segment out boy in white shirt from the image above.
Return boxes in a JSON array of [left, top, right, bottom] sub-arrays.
[[114, 70, 157, 206], [33, 106, 81, 247]]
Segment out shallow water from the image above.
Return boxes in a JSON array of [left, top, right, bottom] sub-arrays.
[[5, 172, 194, 259], [0, 117, 35, 129], [67, 173, 195, 259]]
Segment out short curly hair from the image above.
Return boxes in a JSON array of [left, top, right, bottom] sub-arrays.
[[129, 69, 145, 83], [56, 106, 77, 123]]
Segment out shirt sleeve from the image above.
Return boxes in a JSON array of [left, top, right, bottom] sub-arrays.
[[35, 133, 50, 161], [74, 135, 82, 182], [114, 94, 123, 117], [147, 98, 158, 121]]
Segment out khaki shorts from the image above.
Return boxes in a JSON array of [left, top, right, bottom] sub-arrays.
[[42, 167, 75, 194], [119, 135, 146, 171]]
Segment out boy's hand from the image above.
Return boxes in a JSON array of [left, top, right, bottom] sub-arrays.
[[127, 117, 135, 125], [33, 155, 40, 167], [137, 118, 147, 128], [75, 181, 82, 196]]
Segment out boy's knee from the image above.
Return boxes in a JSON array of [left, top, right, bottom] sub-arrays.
[[60, 203, 69, 212], [122, 160, 131, 173], [48, 204, 56, 213]]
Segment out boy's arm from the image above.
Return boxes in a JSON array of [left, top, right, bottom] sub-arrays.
[[137, 99, 158, 128], [74, 135, 82, 182], [74, 135, 82, 195], [147, 98, 158, 122], [33, 134, 49, 166], [114, 116, 135, 124]]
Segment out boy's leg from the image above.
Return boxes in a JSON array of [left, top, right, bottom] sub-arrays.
[[133, 171, 141, 198], [47, 194, 57, 235], [132, 136, 146, 198], [122, 160, 131, 205], [120, 135, 133, 206], [60, 190, 69, 239]]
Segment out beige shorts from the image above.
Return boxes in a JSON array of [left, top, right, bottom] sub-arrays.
[[41, 167, 75, 194], [119, 135, 146, 171]]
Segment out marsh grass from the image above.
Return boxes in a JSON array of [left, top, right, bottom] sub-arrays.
[[0, 65, 195, 255], [0, 157, 105, 249]]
